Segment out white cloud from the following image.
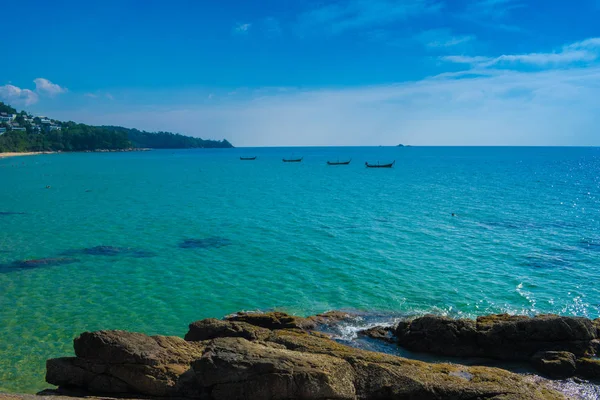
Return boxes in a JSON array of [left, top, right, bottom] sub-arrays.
[[45, 37, 600, 147], [441, 55, 491, 64], [565, 37, 600, 51], [84, 93, 98, 98], [233, 23, 251, 35], [492, 51, 596, 66], [105, 93, 114, 100], [57, 64, 600, 147], [443, 37, 600, 68], [33, 78, 67, 96], [0, 84, 39, 105]]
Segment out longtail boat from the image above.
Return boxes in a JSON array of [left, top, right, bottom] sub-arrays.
[[240, 156, 257, 160], [365, 160, 395, 168], [282, 157, 303, 162], [326, 159, 351, 165]]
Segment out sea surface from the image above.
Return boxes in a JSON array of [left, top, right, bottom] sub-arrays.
[[1, 146, 599, 393]]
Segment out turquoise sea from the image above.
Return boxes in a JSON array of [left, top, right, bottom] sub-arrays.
[[1, 147, 599, 392]]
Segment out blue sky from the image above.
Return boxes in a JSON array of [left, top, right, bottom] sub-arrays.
[[1, 0, 600, 146]]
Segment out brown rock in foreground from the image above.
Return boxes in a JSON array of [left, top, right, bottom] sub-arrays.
[[531, 351, 577, 379], [45, 312, 566, 400]]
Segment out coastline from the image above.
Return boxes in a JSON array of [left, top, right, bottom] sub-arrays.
[[0, 152, 56, 159], [0, 148, 152, 159]]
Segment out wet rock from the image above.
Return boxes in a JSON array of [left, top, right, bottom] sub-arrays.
[[531, 351, 577, 379], [179, 237, 232, 249], [396, 313, 598, 360], [226, 311, 316, 330], [576, 358, 600, 379], [184, 319, 272, 342], [395, 314, 479, 357], [357, 326, 395, 343], [47, 322, 565, 399], [307, 310, 355, 327]]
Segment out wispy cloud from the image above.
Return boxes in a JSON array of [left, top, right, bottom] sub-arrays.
[[461, 0, 525, 32], [84, 92, 114, 101], [443, 37, 600, 68], [566, 37, 600, 51], [232, 23, 251, 35], [441, 55, 492, 64], [415, 29, 475, 49], [60, 62, 600, 146], [296, 0, 442, 35], [33, 78, 67, 96], [0, 84, 39, 106]]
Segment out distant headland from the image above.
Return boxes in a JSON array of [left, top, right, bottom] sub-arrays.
[[0, 102, 233, 154]]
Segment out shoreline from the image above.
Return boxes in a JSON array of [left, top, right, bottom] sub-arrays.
[[0, 148, 153, 159], [0, 152, 56, 159]]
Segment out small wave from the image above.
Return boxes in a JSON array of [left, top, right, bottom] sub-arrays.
[[516, 282, 538, 312]]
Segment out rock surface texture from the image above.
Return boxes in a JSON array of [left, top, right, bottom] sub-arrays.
[[395, 314, 600, 379], [44, 312, 569, 399]]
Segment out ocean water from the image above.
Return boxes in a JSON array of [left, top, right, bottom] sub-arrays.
[[1, 146, 599, 393]]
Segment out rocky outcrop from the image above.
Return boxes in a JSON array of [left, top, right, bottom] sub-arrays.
[[224, 310, 354, 331], [531, 351, 577, 379], [184, 318, 272, 342], [357, 326, 395, 343], [395, 314, 598, 359], [393, 314, 600, 380], [225, 311, 317, 330], [576, 357, 600, 380], [45, 312, 566, 400], [47, 330, 205, 397]]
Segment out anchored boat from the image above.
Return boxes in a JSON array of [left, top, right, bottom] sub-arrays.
[[282, 157, 303, 162], [365, 161, 395, 168], [240, 156, 257, 160], [326, 159, 351, 165]]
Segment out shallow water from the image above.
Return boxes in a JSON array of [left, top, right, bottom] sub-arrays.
[[1, 146, 599, 392]]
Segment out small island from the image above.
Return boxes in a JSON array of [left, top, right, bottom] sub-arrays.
[[0, 102, 233, 153]]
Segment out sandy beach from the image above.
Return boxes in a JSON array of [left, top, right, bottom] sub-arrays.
[[0, 152, 56, 158]]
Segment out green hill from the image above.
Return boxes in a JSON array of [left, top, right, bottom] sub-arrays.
[[0, 102, 233, 152]]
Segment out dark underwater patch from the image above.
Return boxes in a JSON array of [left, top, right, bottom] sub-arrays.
[[0, 211, 26, 216], [0, 257, 79, 273], [63, 246, 156, 258], [481, 220, 529, 230], [179, 237, 233, 249], [521, 254, 569, 270], [580, 238, 600, 251]]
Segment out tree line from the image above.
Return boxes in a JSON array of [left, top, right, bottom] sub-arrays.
[[0, 102, 233, 152]]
